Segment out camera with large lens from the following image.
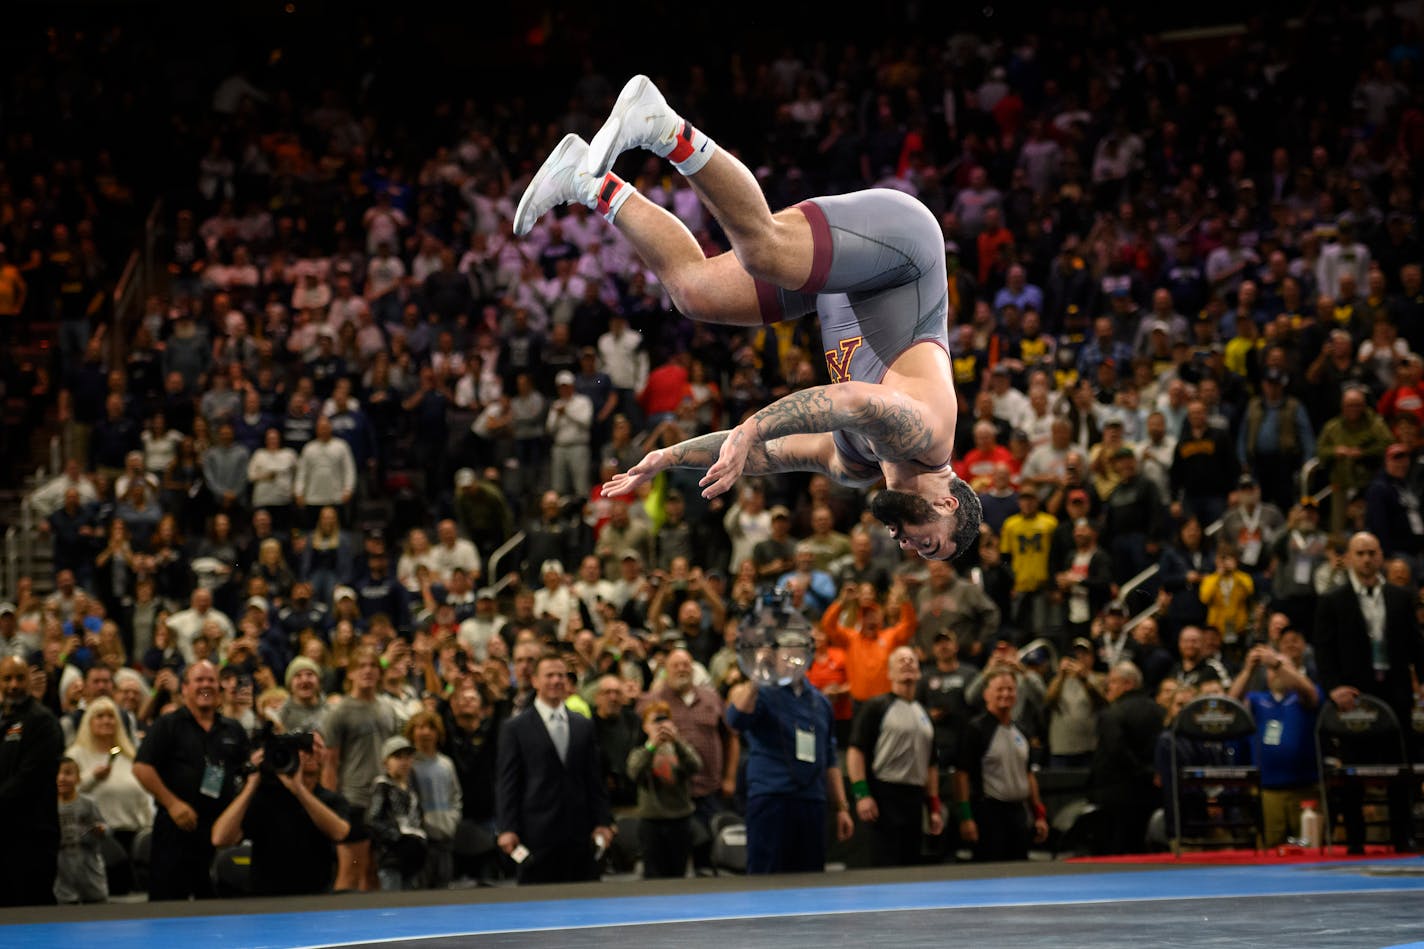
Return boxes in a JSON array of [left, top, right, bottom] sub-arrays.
[[736, 588, 814, 687], [260, 723, 314, 777]]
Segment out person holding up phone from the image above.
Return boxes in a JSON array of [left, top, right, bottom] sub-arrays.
[[627, 701, 702, 878]]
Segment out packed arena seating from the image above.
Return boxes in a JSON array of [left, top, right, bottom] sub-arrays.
[[2, 3, 1423, 903]]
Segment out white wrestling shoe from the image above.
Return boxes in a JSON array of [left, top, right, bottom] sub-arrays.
[[513, 133, 597, 237], [584, 74, 682, 178]]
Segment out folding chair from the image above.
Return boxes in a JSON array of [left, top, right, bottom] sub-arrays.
[[129, 827, 152, 893], [1035, 766, 1096, 856], [211, 842, 253, 897], [608, 815, 642, 874], [1169, 694, 1262, 854], [710, 813, 747, 874], [1315, 694, 1416, 854]]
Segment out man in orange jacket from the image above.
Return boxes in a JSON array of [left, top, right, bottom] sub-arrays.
[[820, 581, 917, 708]]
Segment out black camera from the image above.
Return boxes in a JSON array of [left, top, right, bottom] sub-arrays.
[[260, 724, 314, 777]]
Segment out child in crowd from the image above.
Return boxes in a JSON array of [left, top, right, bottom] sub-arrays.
[[406, 710, 462, 888], [367, 735, 427, 891], [54, 757, 108, 904], [626, 700, 702, 879]]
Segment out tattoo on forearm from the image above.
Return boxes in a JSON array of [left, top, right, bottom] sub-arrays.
[[751, 386, 935, 462], [660, 430, 833, 477], [758, 438, 835, 476], [660, 431, 731, 470]]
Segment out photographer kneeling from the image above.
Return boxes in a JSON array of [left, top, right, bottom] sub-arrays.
[[211, 728, 352, 896]]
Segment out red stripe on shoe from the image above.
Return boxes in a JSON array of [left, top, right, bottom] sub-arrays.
[[667, 122, 696, 163], [795, 199, 833, 294], [596, 174, 624, 216], [755, 277, 784, 325]]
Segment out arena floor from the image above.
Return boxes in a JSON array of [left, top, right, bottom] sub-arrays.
[[5, 857, 1424, 948]]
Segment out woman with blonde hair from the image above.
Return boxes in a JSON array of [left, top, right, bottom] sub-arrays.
[[66, 696, 152, 893], [254, 537, 296, 603], [397, 528, 438, 594], [300, 505, 354, 605], [256, 686, 290, 726]]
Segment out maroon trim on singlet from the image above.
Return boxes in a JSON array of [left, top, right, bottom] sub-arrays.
[[794, 199, 833, 294], [754, 278, 783, 325]]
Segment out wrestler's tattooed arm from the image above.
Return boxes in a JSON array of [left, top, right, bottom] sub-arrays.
[[740, 383, 938, 463], [658, 430, 838, 477], [696, 383, 936, 498], [600, 430, 874, 499]]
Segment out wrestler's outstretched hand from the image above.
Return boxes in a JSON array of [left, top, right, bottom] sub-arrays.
[[601, 450, 666, 498], [701, 426, 751, 498]]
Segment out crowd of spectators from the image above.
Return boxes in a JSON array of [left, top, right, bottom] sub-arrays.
[[3, 4, 1424, 904]]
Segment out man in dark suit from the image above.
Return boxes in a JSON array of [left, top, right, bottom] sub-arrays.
[[1313, 531, 1424, 851], [496, 652, 614, 883], [1089, 661, 1163, 855], [0, 656, 64, 905]]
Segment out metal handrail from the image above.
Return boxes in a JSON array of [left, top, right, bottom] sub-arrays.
[[143, 200, 162, 299], [489, 572, 519, 598], [1123, 601, 1161, 634], [1113, 563, 1162, 610], [1299, 458, 1321, 501], [109, 249, 141, 366], [3, 527, 16, 600], [486, 530, 526, 586], [19, 474, 35, 585], [108, 199, 163, 369]]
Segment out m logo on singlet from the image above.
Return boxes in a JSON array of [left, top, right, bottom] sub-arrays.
[[824, 336, 863, 383]]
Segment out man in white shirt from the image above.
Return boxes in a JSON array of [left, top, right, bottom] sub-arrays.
[[28, 458, 98, 518], [1136, 410, 1177, 502], [166, 588, 236, 664], [431, 519, 482, 584], [546, 371, 595, 497], [364, 240, 406, 323], [533, 559, 582, 637], [571, 555, 616, 632], [457, 589, 507, 660], [295, 415, 357, 520], [1021, 417, 1073, 496], [327, 272, 370, 331], [987, 366, 1031, 432], [1205, 224, 1259, 299], [596, 314, 648, 417], [1315, 219, 1372, 300]]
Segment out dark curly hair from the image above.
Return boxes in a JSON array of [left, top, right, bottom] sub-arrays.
[[869, 477, 983, 562], [947, 476, 983, 563]]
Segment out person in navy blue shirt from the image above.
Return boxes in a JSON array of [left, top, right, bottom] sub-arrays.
[[326, 377, 379, 485], [233, 389, 276, 453], [1228, 641, 1320, 847], [355, 542, 409, 636], [725, 675, 854, 874]]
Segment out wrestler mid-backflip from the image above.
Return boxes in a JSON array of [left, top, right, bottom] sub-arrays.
[[515, 75, 980, 561]]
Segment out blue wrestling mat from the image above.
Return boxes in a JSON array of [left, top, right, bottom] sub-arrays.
[[5, 859, 1424, 948]]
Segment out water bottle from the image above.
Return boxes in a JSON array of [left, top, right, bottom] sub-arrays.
[[1300, 799, 1322, 849]]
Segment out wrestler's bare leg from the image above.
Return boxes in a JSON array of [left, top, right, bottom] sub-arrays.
[[585, 74, 815, 292], [609, 191, 764, 326], [679, 151, 814, 292], [513, 132, 764, 325]]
